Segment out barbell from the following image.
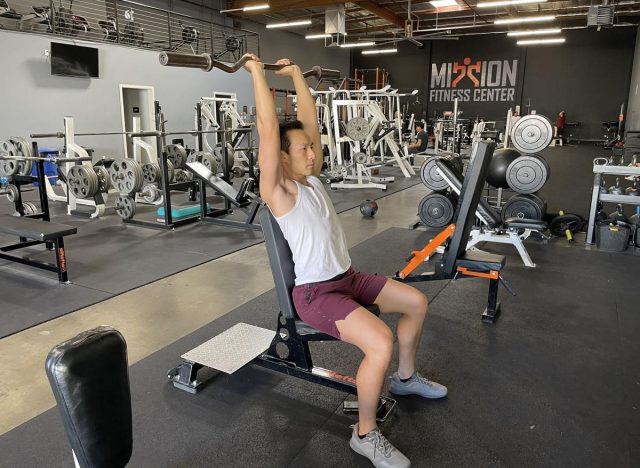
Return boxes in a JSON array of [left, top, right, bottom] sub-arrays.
[[158, 52, 341, 81]]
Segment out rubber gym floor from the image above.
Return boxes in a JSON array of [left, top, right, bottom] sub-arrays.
[[0, 144, 638, 467]]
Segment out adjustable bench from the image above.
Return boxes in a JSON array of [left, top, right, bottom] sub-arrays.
[[396, 141, 513, 323], [0, 214, 76, 282], [435, 159, 548, 268], [167, 206, 396, 420]]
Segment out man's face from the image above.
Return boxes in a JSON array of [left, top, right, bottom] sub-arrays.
[[282, 129, 316, 176]]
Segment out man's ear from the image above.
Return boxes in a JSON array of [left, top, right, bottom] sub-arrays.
[[280, 150, 290, 164]]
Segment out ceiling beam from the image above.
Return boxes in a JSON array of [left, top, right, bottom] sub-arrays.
[[355, 1, 405, 28]]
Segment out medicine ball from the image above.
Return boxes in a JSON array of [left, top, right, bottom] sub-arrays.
[[360, 199, 378, 218], [487, 148, 521, 188]]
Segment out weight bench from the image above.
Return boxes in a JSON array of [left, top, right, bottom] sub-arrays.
[[0, 214, 76, 282], [435, 159, 548, 268], [396, 141, 513, 323], [186, 161, 261, 231], [167, 206, 396, 421]]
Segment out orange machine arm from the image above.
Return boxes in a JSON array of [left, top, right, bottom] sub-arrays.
[[397, 224, 456, 279]]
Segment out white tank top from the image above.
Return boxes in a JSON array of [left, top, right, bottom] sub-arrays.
[[272, 176, 351, 285]]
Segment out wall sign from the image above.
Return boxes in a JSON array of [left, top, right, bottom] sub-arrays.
[[429, 58, 518, 103]]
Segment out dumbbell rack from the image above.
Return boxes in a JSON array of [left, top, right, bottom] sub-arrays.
[[586, 164, 640, 244]]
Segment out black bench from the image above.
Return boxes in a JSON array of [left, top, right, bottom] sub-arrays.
[[0, 214, 77, 282], [397, 141, 512, 323]]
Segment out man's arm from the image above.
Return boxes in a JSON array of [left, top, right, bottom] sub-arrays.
[[245, 54, 285, 206], [275, 59, 323, 176]]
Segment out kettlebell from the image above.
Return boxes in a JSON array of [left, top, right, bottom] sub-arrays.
[[599, 177, 608, 195], [359, 199, 378, 218], [625, 177, 639, 196], [609, 177, 624, 195], [609, 204, 628, 224]]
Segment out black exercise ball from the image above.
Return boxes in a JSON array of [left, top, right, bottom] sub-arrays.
[[487, 148, 521, 188], [360, 199, 378, 218]]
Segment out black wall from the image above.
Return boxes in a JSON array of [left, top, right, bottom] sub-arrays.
[[353, 28, 636, 140]]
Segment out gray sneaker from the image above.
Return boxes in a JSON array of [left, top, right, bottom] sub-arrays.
[[349, 423, 411, 468], [389, 372, 448, 399]]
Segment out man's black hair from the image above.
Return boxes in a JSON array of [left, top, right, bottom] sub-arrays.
[[416, 122, 424, 130], [279, 120, 304, 153]]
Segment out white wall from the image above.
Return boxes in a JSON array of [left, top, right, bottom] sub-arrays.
[[0, 2, 351, 157], [0, 30, 253, 157]]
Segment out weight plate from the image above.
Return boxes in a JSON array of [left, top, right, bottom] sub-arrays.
[[510, 114, 553, 153], [95, 166, 111, 192], [501, 194, 544, 222], [335, 164, 349, 178], [232, 166, 246, 178], [166, 144, 187, 169], [549, 214, 584, 236], [140, 184, 161, 204], [6, 184, 19, 203], [213, 145, 224, 164], [10, 137, 33, 176], [142, 163, 161, 184], [419, 156, 463, 191], [418, 192, 456, 228], [22, 201, 38, 215], [166, 160, 175, 182], [202, 154, 217, 173], [108, 159, 144, 195], [0, 157, 18, 177], [67, 165, 99, 199], [114, 194, 136, 220], [354, 152, 367, 165], [505, 154, 550, 194], [345, 117, 370, 141]]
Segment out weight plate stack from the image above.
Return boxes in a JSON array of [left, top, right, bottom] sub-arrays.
[[505, 153, 550, 194], [67, 165, 99, 199], [501, 193, 547, 222], [510, 114, 553, 154], [418, 191, 457, 228], [108, 159, 144, 195], [166, 144, 187, 169]]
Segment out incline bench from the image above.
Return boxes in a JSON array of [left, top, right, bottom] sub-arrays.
[[396, 141, 514, 323], [0, 215, 76, 282]]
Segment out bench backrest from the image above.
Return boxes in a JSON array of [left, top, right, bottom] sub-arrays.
[[434, 161, 502, 228], [442, 141, 496, 276], [259, 206, 298, 320]]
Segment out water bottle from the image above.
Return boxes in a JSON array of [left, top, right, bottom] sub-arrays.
[[0, 176, 8, 188]]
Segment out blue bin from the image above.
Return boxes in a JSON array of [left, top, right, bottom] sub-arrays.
[[32, 147, 59, 186]]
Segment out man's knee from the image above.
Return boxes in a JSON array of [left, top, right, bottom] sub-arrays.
[[364, 327, 394, 363], [410, 291, 428, 317]]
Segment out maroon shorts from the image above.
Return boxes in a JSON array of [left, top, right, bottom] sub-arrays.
[[292, 267, 388, 340]]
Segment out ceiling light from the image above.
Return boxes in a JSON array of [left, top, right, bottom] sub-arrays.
[[478, 0, 545, 7], [220, 3, 269, 14], [339, 41, 376, 48], [305, 33, 331, 39], [430, 0, 458, 7], [266, 19, 312, 29], [362, 48, 398, 55], [414, 24, 493, 33], [243, 4, 269, 11], [495, 15, 555, 25], [517, 37, 566, 45], [507, 28, 561, 36]]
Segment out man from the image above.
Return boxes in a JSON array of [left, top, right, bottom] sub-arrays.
[[556, 111, 566, 144], [406, 122, 429, 154], [245, 54, 446, 468]]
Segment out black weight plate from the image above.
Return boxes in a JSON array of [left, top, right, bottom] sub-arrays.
[[419, 156, 463, 191], [506, 154, 550, 194], [418, 192, 455, 228], [501, 194, 543, 222], [549, 214, 584, 236]]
